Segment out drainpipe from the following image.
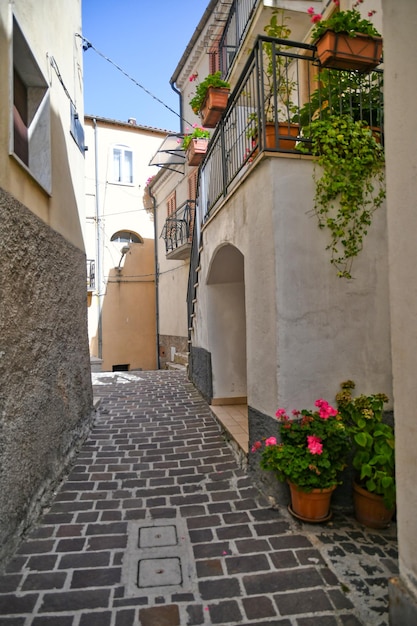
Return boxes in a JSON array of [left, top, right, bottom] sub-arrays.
[[93, 118, 103, 360], [170, 81, 183, 133], [149, 186, 161, 370]]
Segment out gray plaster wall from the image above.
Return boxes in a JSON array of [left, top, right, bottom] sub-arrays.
[[0, 188, 94, 564]]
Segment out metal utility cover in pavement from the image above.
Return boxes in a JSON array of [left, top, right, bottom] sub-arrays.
[[122, 519, 196, 597], [138, 557, 182, 587], [139, 525, 177, 548]]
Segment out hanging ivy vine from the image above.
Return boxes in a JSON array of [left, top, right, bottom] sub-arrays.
[[307, 114, 385, 279]]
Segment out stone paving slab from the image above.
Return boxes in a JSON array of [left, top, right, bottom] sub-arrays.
[[0, 371, 398, 625]]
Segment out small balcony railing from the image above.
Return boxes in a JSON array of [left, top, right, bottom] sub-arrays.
[[200, 35, 383, 220], [87, 259, 95, 290], [219, 0, 259, 75], [160, 200, 195, 260]]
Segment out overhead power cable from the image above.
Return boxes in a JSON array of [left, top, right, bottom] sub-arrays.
[[75, 33, 192, 127], [49, 54, 77, 108]]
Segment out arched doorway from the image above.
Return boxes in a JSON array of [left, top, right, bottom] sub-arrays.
[[206, 244, 247, 402]]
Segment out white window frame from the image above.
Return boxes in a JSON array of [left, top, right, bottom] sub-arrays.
[[111, 144, 133, 185]]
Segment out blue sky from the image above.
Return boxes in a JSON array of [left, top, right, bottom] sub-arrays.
[[82, 0, 209, 133]]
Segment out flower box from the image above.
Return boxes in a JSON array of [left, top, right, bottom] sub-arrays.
[[316, 30, 383, 71], [186, 138, 208, 166], [200, 87, 230, 128]]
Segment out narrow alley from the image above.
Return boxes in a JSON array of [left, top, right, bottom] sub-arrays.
[[0, 371, 397, 625]]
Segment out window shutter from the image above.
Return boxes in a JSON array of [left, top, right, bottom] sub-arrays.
[[13, 69, 28, 165], [209, 38, 221, 74], [167, 191, 176, 216], [188, 170, 198, 202]]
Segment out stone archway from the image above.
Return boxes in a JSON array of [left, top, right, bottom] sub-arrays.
[[206, 244, 247, 401]]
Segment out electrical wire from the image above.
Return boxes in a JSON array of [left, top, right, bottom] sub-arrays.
[[75, 33, 193, 127], [49, 55, 77, 108]]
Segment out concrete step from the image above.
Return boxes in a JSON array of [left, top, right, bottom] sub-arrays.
[[173, 352, 189, 366], [166, 362, 187, 372]]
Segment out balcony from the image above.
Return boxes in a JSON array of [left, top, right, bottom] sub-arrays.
[[161, 200, 195, 260], [200, 35, 383, 220]]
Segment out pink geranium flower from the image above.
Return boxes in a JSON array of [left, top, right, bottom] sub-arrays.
[[311, 13, 322, 23], [251, 441, 262, 453], [265, 437, 277, 447], [315, 399, 338, 419], [275, 408, 288, 420], [307, 435, 323, 455]]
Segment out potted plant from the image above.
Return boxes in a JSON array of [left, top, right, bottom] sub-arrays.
[[298, 113, 385, 278], [262, 9, 299, 148], [181, 125, 211, 166], [251, 398, 350, 521], [189, 71, 230, 128], [308, 1, 383, 71], [296, 68, 383, 133], [246, 9, 299, 151], [336, 380, 395, 528]]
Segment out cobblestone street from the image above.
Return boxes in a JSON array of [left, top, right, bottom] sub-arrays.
[[0, 371, 398, 625]]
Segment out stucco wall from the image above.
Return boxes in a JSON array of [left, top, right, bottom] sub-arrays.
[[154, 170, 191, 345], [0, 0, 86, 251], [194, 153, 391, 418], [0, 189, 93, 563], [272, 157, 391, 410], [99, 239, 157, 371], [382, 0, 417, 618]]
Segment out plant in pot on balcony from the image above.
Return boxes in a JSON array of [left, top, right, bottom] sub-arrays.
[[181, 124, 211, 166], [336, 380, 395, 528], [189, 71, 231, 129], [251, 399, 350, 522], [296, 67, 383, 135], [308, 1, 382, 71], [246, 9, 299, 152], [298, 113, 385, 278]]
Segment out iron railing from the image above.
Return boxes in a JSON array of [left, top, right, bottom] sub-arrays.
[[200, 35, 383, 220], [219, 0, 259, 75], [160, 200, 196, 255], [87, 259, 95, 290]]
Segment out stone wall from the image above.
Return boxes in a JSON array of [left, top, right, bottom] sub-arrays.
[[0, 188, 94, 564]]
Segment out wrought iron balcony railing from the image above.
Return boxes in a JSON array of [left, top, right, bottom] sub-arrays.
[[87, 259, 95, 290], [160, 200, 196, 259], [200, 35, 383, 220], [219, 0, 259, 75]]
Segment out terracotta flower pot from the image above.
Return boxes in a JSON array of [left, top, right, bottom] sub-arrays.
[[187, 138, 208, 166], [288, 482, 336, 522], [265, 122, 299, 151], [353, 482, 395, 529], [316, 30, 383, 71], [200, 87, 230, 128]]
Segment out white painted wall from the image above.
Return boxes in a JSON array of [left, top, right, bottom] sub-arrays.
[[383, 0, 417, 608], [195, 153, 391, 415], [153, 169, 191, 342], [84, 117, 165, 363]]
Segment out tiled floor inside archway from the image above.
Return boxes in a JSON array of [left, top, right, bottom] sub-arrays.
[[210, 404, 248, 453]]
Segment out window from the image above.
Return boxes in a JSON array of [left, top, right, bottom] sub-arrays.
[[111, 230, 143, 244], [12, 16, 51, 192], [112, 145, 133, 184]]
